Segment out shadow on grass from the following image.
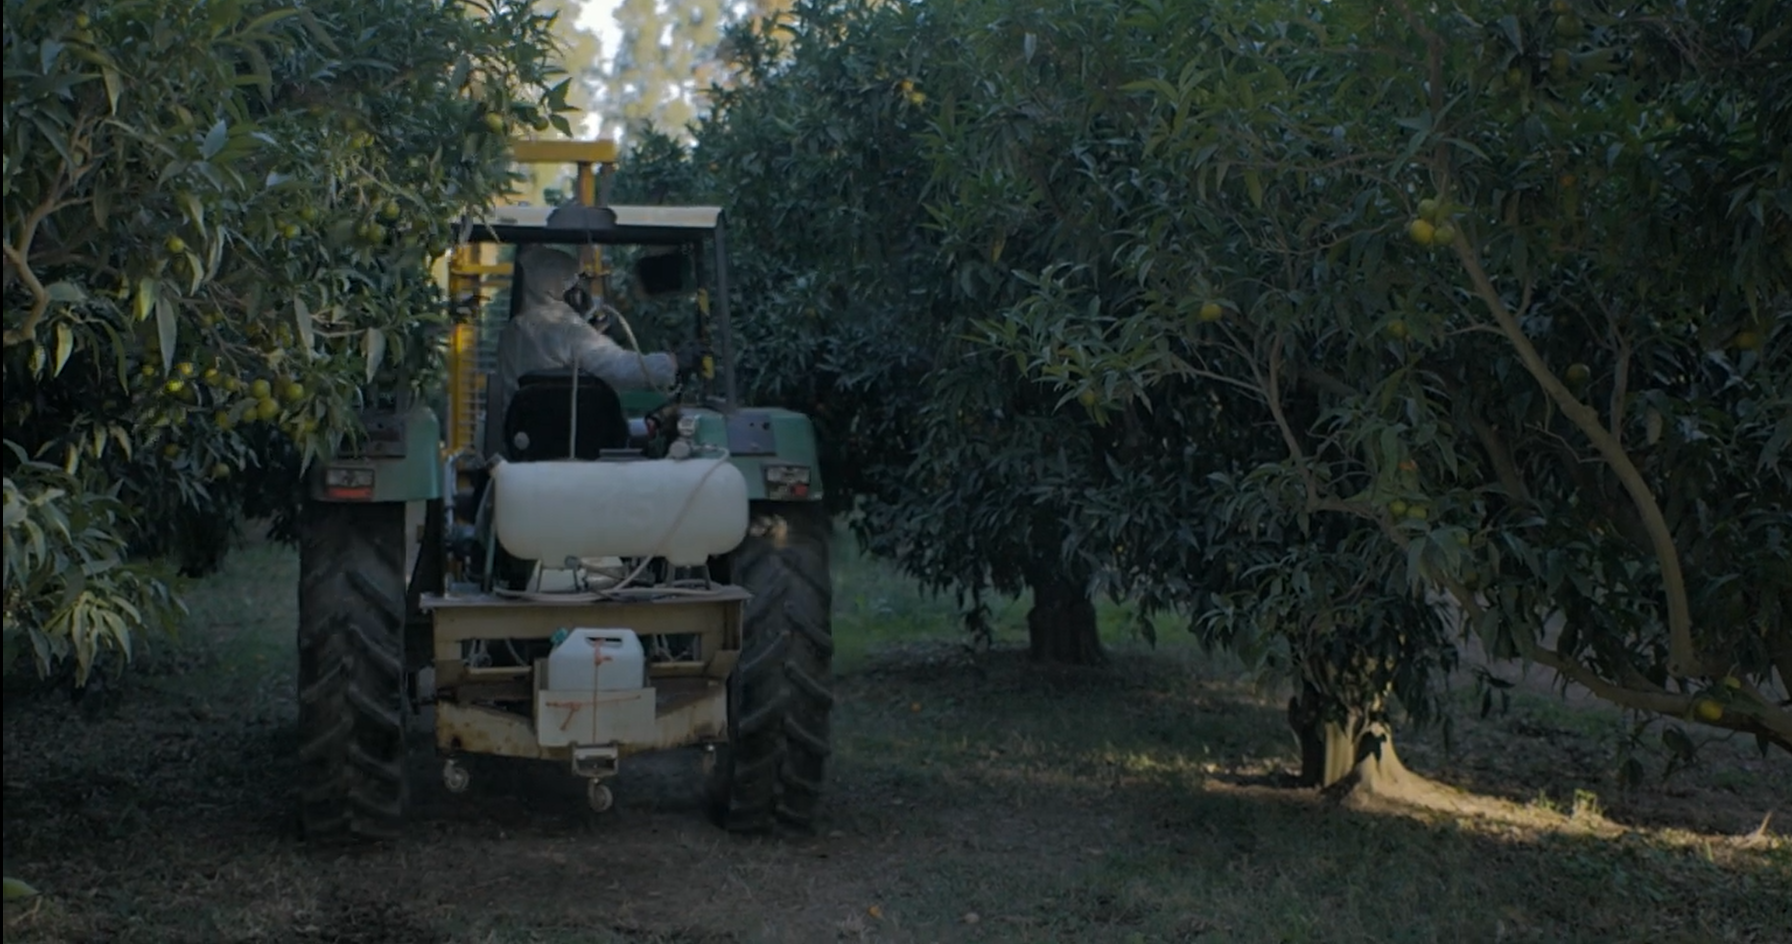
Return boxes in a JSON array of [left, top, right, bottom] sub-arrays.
[[1395, 684, 1792, 839], [823, 647, 1787, 944], [876, 778, 1789, 944]]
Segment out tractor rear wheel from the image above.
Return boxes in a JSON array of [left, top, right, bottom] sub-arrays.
[[296, 500, 410, 841], [706, 501, 835, 834]]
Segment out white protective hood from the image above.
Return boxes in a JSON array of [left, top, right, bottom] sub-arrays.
[[481, 246, 676, 460]]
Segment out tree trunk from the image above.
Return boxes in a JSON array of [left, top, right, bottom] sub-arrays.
[[1286, 684, 1431, 803], [1024, 563, 1105, 666]]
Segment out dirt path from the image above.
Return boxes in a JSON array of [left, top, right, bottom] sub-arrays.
[[4, 548, 1786, 944]]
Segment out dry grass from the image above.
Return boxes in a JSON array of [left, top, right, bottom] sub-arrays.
[[3, 536, 1788, 944]]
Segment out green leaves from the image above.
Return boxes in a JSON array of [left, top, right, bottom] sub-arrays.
[[200, 118, 228, 160], [52, 324, 74, 377], [154, 295, 179, 375], [2, 459, 185, 686], [1, 877, 39, 901], [4, 0, 570, 683], [630, 0, 1790, 748], [361, 326, 387, 382]]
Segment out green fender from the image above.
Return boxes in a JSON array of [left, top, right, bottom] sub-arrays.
[[307, 403, 443, 503]]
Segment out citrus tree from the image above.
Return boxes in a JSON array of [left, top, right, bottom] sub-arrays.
[[3, 0, 572, 683], [957, 0, 1791, 784], [615, 2, 1101, 661], [625, 0, 1450, 680], [820, 0, 1467, 777], [621, 0, 1226, 664], [628, 0, 1788, 788]]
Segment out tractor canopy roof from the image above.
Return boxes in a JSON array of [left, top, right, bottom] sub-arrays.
[[455, 204, 722, 247]]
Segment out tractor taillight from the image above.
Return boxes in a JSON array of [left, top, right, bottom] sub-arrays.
[[762, 464, 810, 501], [324, 465, 376, 500]]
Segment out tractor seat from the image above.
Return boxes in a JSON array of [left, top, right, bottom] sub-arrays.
[[503, 369, 630, 461]]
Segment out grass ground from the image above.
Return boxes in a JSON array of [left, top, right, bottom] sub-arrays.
[[3, 529, 1788, 944]]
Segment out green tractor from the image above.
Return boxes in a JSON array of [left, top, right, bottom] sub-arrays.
[[294, 141, 833, 840]]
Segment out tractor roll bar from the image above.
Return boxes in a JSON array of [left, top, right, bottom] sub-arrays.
[[455, 204, 723, 246], [712, 218, 737, 409]]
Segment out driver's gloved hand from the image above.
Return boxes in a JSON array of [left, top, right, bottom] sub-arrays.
[[563, 282, 596, 319]]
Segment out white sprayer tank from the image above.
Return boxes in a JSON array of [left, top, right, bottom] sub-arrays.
[[489, 457, 749, 567]]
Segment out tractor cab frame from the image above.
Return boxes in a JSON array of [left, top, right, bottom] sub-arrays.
[[293, 141, 833, 840]]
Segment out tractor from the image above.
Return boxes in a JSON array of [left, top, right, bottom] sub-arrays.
[[294, 140, 834, 841]]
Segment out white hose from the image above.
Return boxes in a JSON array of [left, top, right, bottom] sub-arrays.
[[493, 585, 736, 602], [609, 306, 677, 397]]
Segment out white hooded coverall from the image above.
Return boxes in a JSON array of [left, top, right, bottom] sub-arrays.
[[482, 245, 676, 460]]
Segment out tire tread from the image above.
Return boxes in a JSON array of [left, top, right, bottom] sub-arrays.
[[707, 501, 834, 834], [296, 501, 409, 842]]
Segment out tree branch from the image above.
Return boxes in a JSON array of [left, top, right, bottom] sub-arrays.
[[1262, 330, 1321, 511], [1448, 231, 1707, 677], [1, 243, 53, 347], [1436, 371, 1536, 510], [2, 187, 73, 348], [1170, 352, 1271, 401], [1469, 414, 1535, 510], [1299, 367, 1360, 400], [1387, 0, 1450, 191], [1442, 580, 1792, 754], [1527, 635, 1791, 753], [1597, 293, 1632, 445]]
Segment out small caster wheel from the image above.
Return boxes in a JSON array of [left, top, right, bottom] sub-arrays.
[[443, 758, 470, 794], [586, 780, 614, 813]]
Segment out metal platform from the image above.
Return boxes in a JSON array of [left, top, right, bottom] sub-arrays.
[[420, 585, 751, 611]]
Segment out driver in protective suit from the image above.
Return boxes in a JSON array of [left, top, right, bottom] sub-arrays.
[[482, 244, 695, 461]]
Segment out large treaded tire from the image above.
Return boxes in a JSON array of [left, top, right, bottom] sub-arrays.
[[296, 500, 410, 841], [706, 501, 835, 834]]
